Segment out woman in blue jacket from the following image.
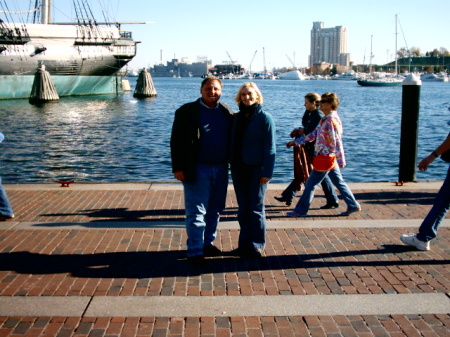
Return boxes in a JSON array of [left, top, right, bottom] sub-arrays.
[[230, 82, 276, 258]]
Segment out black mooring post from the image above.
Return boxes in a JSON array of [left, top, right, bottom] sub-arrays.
[[399, 74, 422, 182]]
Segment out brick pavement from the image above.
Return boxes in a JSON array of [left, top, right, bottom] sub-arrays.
[[2, 184, 442, 223], [0, 183, 449, 336]]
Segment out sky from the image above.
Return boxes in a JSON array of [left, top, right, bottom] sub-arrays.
[[9, 0, 450, 71]]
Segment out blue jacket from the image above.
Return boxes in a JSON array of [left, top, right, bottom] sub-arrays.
[[231, 104, 276, 178]]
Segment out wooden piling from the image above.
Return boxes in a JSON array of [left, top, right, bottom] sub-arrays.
[[133, 68, 157, 98], [29, 65, 59, 104]]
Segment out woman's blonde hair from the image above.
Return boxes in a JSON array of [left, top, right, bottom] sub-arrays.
[[321, 92, 340, 110], [234, 82, 264, 106]]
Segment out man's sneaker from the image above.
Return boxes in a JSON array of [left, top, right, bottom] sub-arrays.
[[400, 234, 430, 251]]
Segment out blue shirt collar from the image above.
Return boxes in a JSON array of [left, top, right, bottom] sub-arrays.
[[199, 98, 220, 109]]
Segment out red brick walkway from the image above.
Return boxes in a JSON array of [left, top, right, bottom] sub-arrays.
[[0, 184, 449, 336]]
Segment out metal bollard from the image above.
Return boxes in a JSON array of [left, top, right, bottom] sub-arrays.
[[398, 74, 422, 182]]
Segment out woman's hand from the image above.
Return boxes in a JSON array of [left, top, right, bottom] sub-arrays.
[[418, 155, 435, 171], [260, 177, 270, 185], [286, 141, 296, 148], [290, 128, 304, 138]]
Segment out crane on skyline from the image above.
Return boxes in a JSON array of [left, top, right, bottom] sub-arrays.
[[248, 50, 257, 73], [286, 54, 296, 69], [226, 51, 236, 64]]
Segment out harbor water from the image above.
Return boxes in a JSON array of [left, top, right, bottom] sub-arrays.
[[0, 77, 449, 184]]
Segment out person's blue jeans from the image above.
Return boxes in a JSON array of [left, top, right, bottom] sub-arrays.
[[417, 166, 450, 242], [232, 165, 267, 251], [183, 164, 229, 257], [294, 166, 359, 215], [281, 175, 338, 205], [0, 178, 14, 218]]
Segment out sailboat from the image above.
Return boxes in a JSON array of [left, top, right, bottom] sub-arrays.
[[0, 0, 139, 99], [357, 15, 403, 87]]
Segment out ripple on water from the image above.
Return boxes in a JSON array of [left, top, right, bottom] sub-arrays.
[[0, 78, 449, 183]]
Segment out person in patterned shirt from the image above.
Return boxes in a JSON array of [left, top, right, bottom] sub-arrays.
[[286, 92, 361, 217]]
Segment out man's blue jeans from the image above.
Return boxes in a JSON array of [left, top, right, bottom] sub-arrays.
[[183, 164, 228, 257], [294, 166, 359, 215], [232, 165, 267, 251], [0, 178, 13, 218], [417, 166, 450, 242]]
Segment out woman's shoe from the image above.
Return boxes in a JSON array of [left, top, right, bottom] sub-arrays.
[[341, 207, 361, 216], [274, 196, 292, 206], [247, 249, 262, 259], [320, 202, 339, 209], [286, 211, 307, 217], [0, 215, 14, 221]]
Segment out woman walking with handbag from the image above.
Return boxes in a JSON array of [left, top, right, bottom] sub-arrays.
[[274, 92, 338, 208], [286, 92, 361, 217]]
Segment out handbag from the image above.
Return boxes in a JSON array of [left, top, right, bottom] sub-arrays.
[[312, 154, 337, 172]]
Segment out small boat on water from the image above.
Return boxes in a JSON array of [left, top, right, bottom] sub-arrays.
[[331, 71, 357, 80], [357, 77, 403, 87], [421, 73, 449, 82], [0, 0, 139, 100]]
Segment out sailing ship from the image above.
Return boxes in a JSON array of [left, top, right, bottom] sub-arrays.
[[357, 15, 403, 87], [0, 0, 139, 100]]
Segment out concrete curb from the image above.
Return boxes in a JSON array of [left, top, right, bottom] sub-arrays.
[[3, 181, 445, 191], [2, 294, 448, 317]]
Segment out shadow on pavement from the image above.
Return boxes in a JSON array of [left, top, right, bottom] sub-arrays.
[[0, 245, 447, 279]]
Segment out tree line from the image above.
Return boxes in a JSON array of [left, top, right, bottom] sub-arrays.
[[397, 47, 449, 58]]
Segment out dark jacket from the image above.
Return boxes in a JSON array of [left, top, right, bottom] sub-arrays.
[[302, 109, 324, 135], [230, 104, 276, 178], [170, 98, 234, 182], [302, 108, 324, 158]]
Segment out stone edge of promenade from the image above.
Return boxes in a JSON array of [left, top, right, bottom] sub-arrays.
[[2, 181, 445, 191]]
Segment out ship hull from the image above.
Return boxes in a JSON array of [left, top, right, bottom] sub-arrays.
[[0, 22, 137, 99], [0, 74, 123, 99]]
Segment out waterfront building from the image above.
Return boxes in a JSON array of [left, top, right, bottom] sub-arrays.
[[208, 64, 244, 77], [150, 58, 211, 77], [309, 22, 352, 68]]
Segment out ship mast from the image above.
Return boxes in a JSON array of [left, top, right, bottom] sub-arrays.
[[394, 14, 398, 76], [41, 0, 50, 24]]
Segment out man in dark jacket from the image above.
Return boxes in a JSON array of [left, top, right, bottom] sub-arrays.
[[170, 76, 234, 266]]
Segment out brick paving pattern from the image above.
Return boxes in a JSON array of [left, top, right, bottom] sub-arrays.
[[0, 228, 449, 297], [1, 315, 449, 337], [0, 186, 449, 336], [4, 188, 441, 222]]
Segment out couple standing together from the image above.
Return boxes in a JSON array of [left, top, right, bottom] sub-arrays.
[[170, 76, 276, 266]]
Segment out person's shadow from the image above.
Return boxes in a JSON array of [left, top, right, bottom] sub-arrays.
[[0, 244, 446, 279]]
